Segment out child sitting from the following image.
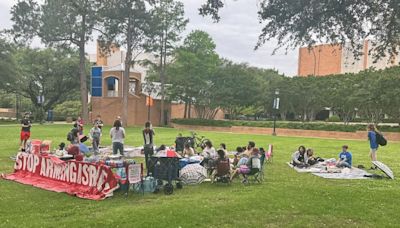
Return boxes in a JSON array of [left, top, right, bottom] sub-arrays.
[[336, 145, 352, 168]]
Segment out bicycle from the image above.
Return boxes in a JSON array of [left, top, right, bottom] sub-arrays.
[[189, 131, 209, 150]]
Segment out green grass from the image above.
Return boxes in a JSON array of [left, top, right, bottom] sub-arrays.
[[0, 124, 400, 227]]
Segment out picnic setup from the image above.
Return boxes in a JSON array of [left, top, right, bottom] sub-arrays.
[[287, 144, 395, 180], [2, 126, 275, 200]]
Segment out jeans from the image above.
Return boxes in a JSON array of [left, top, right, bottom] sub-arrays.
[[144, 145, 154, 175], [92, 138, 100, 154], [336, 161, 351, 168], [113, 142, 124, 155]]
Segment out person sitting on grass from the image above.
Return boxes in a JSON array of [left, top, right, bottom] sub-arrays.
[[230, 148, 260, 182], [306, 148, 318, 165], [182, 143, 195, 157], [336, 145, 352, 168], [211, 149, 231, 183], [292, 145, 308, 167], [201, 140, 217, 159]]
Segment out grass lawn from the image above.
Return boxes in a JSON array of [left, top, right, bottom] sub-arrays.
[[0, 124, 399, 227]]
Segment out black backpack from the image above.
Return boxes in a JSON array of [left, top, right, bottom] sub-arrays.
[[67, 131, 74, 142], [375, 132, 387, 146]]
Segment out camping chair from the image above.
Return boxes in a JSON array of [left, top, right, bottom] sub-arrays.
[[266, 144, 273, 163], [213, 159, 231, 184], [243, 157, 262, 185]]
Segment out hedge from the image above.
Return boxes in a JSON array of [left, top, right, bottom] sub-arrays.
[[171, 118, 400, 133]]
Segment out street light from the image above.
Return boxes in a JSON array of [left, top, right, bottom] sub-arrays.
[[272, 89, 280, 136]]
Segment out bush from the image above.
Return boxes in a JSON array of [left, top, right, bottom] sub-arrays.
[[171, 118, 400, 132], [53, 100, 81, 120], [326, 115, 341, 122]]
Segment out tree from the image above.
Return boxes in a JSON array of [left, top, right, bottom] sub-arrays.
[[146, 0, 188, 125], [200, 0, 400, 60], [99, 0, 152, 127], [167, 30, 220, 119], [0, 39, 18, 91], [212, 61, 260, 119], [10, 0, 102, 122], [14, 48, 81, 121]]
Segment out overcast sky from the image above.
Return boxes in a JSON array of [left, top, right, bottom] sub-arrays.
[[0, 0, 298, 76]]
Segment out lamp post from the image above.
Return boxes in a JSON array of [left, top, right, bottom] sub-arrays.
[[272, 89, 280, 136]]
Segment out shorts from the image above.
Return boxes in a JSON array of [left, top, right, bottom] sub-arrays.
[[238, 165, 250, 174], [20, 131, 30, 141]]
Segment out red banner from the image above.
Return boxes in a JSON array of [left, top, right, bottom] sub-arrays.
[[4, 153, 119, 200]]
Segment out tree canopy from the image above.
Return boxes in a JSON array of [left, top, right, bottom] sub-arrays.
[[200, 0, 400, 60]]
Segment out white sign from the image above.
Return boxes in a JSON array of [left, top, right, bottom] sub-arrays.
[[128, 164, 142, 184]]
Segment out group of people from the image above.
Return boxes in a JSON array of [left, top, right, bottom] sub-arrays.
[[291, 145, 351, 168], [291, 124, 382, 169], [178, 140, 264, 183], [17, 113, 383, 174]]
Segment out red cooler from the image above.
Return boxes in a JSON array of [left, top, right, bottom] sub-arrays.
[[31, 140, 42, 154]]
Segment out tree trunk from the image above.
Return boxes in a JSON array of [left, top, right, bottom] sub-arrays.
[[78, 43, 89, 123], [183, 102, 187, 118], [188, 101, 192, 118], [159, 60, 165, 125], [122, 23, 133, 127], [122, 57, 131, 127]]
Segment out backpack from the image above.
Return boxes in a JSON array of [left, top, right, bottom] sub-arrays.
[[67, 132, 74, 142], [375, 132, 387, 146]]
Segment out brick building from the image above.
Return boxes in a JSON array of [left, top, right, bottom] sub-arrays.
[[90, 43, 224, 126], [298, 41, 398, 76]]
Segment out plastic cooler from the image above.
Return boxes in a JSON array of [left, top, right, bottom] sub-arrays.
[[31, 140, 42, 154]]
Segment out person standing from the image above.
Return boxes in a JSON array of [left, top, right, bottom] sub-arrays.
[[76, 116, 84, 135], [90, 123, 102, 155], [367, 124, 379, 166], [110, 120, 125, 155], [143, 122, 155, 175], [20, 112, 31, 152], [94, 115, 104, 131]]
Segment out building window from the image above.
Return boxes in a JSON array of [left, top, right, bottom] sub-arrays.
[[129, 79, 137, 95], [106, 77, 119, 97]]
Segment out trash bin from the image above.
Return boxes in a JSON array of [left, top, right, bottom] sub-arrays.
[[47, 110, 53, 122]]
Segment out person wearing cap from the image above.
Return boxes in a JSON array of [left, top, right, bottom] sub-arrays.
[[19, 112, 32, 152], [336, 145, 352, 168], [242, 141, 256, 157]]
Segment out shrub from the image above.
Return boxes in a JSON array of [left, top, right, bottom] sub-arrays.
[[53, 100, 81, 120], [326, 115, 341, 122], [171, 118, 400, 132]]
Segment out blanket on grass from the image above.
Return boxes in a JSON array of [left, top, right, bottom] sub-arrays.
[[287, 162, 372, 180]]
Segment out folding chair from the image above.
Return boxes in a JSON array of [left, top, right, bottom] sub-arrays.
[[243, 157, 262, 185], [212, 159, 231, 184], [266, 144, 273, 163]]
